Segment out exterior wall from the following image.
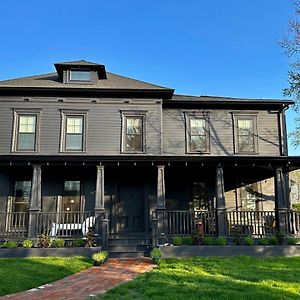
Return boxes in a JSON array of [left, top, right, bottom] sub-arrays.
[[163, 108, 280, 156], [0, 97, 161, 156]]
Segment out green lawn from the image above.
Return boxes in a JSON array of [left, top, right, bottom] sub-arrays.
[[0, 256, 92, 296], [97, 257, 300, 300]]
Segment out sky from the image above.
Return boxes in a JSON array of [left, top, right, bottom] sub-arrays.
[[0, 0, 299, 155]]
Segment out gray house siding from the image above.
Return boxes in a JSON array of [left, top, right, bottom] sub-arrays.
[[0, 97, 161, 156], [163, 108, 280, 156]]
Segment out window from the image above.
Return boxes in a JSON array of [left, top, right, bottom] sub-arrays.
[[12, 181, 31, 213], [234, 115, 258, 154], [69, 70, 91, 82], [240, 182, 259, 211], [60, 111, 87, 152], [186, 114, 210, 153], [13, 110, 40, 152], [62, 181, 81, 212], [122, 112, 146, 153]]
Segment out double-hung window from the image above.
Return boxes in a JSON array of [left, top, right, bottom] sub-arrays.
[[186, 114, 210, 153], [234, 115, 258, 154], [69, 70, 92, 82], [13, 110, 40, 152], [61, 111, 87, 152], [122, 112, 146, 153]]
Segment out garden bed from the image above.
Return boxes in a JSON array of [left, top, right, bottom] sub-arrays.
[[0, 246, 102, 258], [160, 245, 300, 258]]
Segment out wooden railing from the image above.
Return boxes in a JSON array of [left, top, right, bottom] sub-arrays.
[[153, 210, 300, 239], [0, 212, 28, 238]]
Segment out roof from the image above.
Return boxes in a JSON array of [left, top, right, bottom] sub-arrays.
[[0, 71, 172, 91], [169, 94, 294, 105]]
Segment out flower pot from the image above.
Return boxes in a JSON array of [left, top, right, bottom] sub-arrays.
[[93, 260, 102, 266]]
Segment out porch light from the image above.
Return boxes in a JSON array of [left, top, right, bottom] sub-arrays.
[[70, 199, 75, 204], [66, 207, 70, 211]]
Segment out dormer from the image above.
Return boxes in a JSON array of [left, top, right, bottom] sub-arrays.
[[54, 60, 107, 84]]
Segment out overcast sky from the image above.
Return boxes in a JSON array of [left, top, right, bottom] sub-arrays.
[[0, 0, 298, 154]]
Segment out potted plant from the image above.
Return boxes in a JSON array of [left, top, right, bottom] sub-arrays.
[[91, 251, 108, 266], [150, 248, 161, 264]]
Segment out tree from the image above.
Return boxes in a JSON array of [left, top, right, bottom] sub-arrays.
[[280, 2, 300, 146]]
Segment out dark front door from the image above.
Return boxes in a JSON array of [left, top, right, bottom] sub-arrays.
[[116, 183, 144, 233]]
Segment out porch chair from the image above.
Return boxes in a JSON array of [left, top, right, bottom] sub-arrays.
[[81, 216, 96, 236]]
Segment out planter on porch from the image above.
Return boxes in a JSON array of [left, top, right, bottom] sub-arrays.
[[0, 246, 102, 258], [160, 245, 300, 258]]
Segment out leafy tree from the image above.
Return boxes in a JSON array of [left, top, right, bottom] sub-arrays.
[[280, 2, 300, 146]]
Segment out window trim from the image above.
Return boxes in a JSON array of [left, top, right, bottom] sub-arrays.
[[60, 110, 88, 153], [185, 112, 210, 154], [233, 114, 258, 154], [121, 111, 147, 154], [12, 109, 41, 153]]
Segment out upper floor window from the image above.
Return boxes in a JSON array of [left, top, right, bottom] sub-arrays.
[[121, 112, 146, 153], [235, 116, 258, 154], [60, 111, 87, 152], [12, 110, 41, 152], [69, 70, 91, 82], [186, 114, 210, 153]]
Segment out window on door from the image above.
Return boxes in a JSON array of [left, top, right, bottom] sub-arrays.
[[240, 182, 260, 211], [191, 181, 211, 211], [12, 181, 31, 213], [62, 181, 82, 212]]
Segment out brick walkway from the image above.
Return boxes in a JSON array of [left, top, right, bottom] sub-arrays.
[[2, 258, 155, 300]]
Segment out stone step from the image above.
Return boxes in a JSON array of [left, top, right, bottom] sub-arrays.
[[108, 244, 148, 252], [108, 239, 150, 246], [109, 251, 147, 258]]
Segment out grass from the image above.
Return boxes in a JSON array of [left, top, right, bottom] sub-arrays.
[[0, 256, 92, 296], [97, 257, 300, 300]]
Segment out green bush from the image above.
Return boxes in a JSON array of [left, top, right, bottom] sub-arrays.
[[215, 236, 227, 245], [258, 238, 269, 245], [173, 236, 182, 246], [37, 233, 51, 248], [268, 236, 278, 245], [244, 236, 254, 246], [52, 239, 65, 248], [22, 240, 33, 248], [92, 251, 108, 264], [1, 241, 18, 248], [203, 236, 214, 245], [150, 248, 161, 264], [72, 239, 85, 247], [292, 203, 300, 211], [287, 237, 298, 245], [182, 236, 193, 245]]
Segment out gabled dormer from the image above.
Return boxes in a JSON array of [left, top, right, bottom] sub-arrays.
[[54, 60, 107, 84]]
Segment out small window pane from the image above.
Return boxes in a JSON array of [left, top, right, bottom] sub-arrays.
[[190, 135, 206, 152], [190, 119, 205, 135], [70, 70, 91, 81], [19, 116, 36, 133], [126, 134, 142, 152], [237, 118, 255, 152], [127, 118, 142, 134], [239, 135, 254, 152], [66, 117, 83, 134], [18, 133, 35, 150], [125, 116, 143, 152], [66, 134, 83, 150]]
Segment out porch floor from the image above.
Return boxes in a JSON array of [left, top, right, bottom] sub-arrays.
[[3, 258, 155, 300]]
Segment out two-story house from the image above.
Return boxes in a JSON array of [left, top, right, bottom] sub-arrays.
[[0, 60, 299, 253]]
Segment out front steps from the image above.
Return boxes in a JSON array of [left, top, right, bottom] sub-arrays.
[[108, 235, 151, 258]]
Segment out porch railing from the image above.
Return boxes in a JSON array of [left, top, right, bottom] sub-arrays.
[[0, 212, 28, 238], [153, 209, 300, 239]]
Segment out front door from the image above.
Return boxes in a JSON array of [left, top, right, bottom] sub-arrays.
[[116, 183, 144, 233]]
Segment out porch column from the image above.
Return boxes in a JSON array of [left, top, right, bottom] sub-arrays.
[[156, 165, 166, 239], [95, 165, 105, 213], [28, 164, 42, 238], [274, 166, 289, 234], [215, 164, 227, 236], [94, 165, 106, 246]]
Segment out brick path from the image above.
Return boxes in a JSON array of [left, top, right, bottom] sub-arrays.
[[2, 258, 155, 300]]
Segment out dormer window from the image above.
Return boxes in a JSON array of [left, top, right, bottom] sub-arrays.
[[69, 70, 91, 82]]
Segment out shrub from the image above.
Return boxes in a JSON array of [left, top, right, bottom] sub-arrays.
[[173, 236, 182, 246], [52, 239, 65, 248], [72, 239, 85, 247], [92, 251, 108, 265], [37, 233, 51, 248], [1, 241, 18, 248], [182, 236, 193, 245], [233, 232, 243, 245], [275, 232, 285, 245], [268, 236, 278, 245], [287, 237, 298, 245], [203, 236, 214, 245], [258, 238, 269, 245], [244, 236, 254, 246], [292, 203, 300, 211], [150, 248, 161, 264], [22, 240, 33, 248], [215, 236, 227, 245], [84, 230, 96, 247]]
